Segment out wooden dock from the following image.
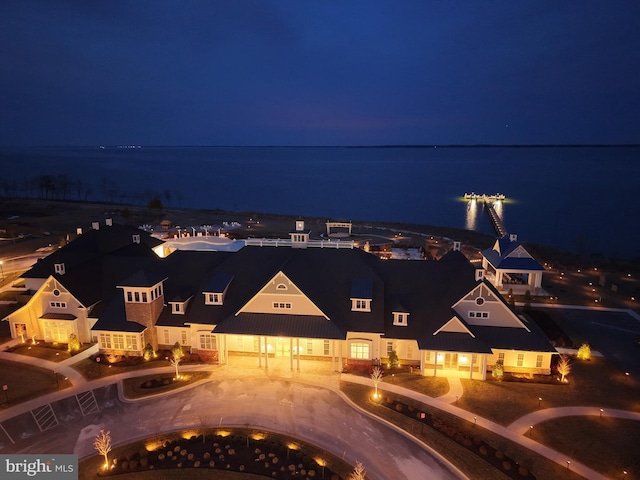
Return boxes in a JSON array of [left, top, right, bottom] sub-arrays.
[[485, 200, 507, 237]]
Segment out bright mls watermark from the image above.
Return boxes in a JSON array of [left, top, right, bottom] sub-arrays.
[[1, 455, 77, 479]]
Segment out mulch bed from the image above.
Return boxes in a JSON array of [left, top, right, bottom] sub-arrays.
[[381, 398, 536, 480], [100, 433, 342, 479]]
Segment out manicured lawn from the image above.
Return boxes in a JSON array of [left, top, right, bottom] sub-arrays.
[[4, 343, 75, 362], [536, 416, 640, 479], [0, 359, 71, 407], [458, 356, 639, 426], [122, 371, 212, 399], [385, 371, 449, 397]]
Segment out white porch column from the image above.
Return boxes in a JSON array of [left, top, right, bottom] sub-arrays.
[[420, 351, 425, 376], [264, 336, 268, 369], [258, 336, 262, 368], [224, 335, 229, 365], [433, 351, 438, 377], [296, 338, 300, 371], [338, 342, 343, 372], [482, 354, 487, 380], [496, 271, 503, 288], [331, 341, 336, 371], [469, 354, 474, 380], [290, 338, 294, 371]]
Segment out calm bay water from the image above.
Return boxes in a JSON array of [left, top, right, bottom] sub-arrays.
[[1, 146, 638, 258]]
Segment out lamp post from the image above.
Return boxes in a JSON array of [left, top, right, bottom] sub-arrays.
[[2, 384, 7, 406]]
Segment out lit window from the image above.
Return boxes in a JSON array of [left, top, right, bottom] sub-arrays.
[[350, 342, 370, 359], [386, 341, 394, 354], [306, 340, 313, 355], [498, 352, 505, 362], [163, 329, 170, 344], [536, 354, 543, 368], [125, 334, 137, 351], [181, 330, 188, 345], [113, 334, 124, 350], [199, 334, 216, 350], [517, 353, 524, 367], [99, 333, 112, 349], [323, 340, 330, 356]]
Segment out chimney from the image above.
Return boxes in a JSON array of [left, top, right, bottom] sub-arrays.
[[92, 221, 100, 230], [509, 233, 518, 242], [105, 218, 113, 227], [76, 227, 83, 235], [453, 241, 461, 251]]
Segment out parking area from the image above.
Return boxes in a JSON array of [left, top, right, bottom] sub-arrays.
[[544, 307, 640, 376], [0, 384, 120, 452]]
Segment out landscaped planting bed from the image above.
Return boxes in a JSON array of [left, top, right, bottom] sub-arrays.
[[380, 398, 536, 480], [99, 432, 343, 479]]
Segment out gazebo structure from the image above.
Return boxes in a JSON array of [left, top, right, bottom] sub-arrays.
[[481, 234, 544, 295]]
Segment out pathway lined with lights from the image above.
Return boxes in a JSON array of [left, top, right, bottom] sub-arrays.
[[508, 406, 640, 435]]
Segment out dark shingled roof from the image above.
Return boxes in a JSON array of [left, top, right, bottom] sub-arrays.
[[481, 237, 544, 271], [203, 273, 234, 293], [214, 313, 344, 339], [422, 331, 493, 354], [350, 278, 373, 299]]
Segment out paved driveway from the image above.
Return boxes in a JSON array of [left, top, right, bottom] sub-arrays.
[[0, 378, 464, 480], [542, 307, 640, 376]]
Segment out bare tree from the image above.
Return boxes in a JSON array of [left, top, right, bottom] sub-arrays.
[[94, 429, 112, 469], [370, 366, 383, 399], [557, 354, 571, 382], [171, 342, 185, 379], [349, 461, 366, 480]]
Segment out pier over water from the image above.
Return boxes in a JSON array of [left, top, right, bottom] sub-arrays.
[[464, 193, 508, 237]]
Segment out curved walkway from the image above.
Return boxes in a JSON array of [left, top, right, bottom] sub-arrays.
[[508, 406, 640, 435]]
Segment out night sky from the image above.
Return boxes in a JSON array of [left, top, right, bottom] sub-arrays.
[[2, 1, 639, 146]]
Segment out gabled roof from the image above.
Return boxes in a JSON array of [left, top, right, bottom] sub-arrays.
[[482, 237, 544, 271], [214, 313, 344, 339]]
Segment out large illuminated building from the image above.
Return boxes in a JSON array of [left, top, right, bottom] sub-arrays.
[[4, 220, 555, 379]]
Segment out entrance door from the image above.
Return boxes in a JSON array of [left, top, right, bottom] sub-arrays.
[[275, 338, 290, 357]]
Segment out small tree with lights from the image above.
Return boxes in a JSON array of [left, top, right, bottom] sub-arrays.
[[349, 461, 366, 480], [94, 429, 112, 470], [577, 343, 591, 361], [387, 350, 399, 369], [557, 354, 571, 382], [492, 359, 504, 381], [67, 333, 80, 353], [171, 342, 185, 379], [370, 366, 383, 399]]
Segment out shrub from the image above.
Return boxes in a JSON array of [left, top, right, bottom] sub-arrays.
[[577, 343, 591, 360], [209, 460, 215, 468], [518, 466, 529, 477], [502, 460, 512, 471], [187, 453, 194, 460], [395, 403, 403, 412], [479, 446, 487, 456], [121, 461, 129, 470], [492, 360, 504, 381], [194, 460, 200, 467], [158, 454, 165, 461], [180, 449, 187, 457], [204, 452, 210, 460], [495, 450, 504, 459], [129, 460, 138, 469], [139, 457, 148, 467]]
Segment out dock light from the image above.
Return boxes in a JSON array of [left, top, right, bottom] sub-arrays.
[[473, 416, 477, 425], [600, 408, 603, 418], [538, 397, 542, 407], [529, 425, 533, 436], [566, 460, 571, 469]]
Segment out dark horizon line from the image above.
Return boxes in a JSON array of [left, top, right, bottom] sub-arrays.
[[4, 143, 640, 149]]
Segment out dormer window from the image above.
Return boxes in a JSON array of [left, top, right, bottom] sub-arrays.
[[171, 302, 185, 314], [393, 312, 409, 326], [352, 299, 371, 312], [132, 234, 140, 244], [205, 293, 222, 305], [54, 263, 65, 275]]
